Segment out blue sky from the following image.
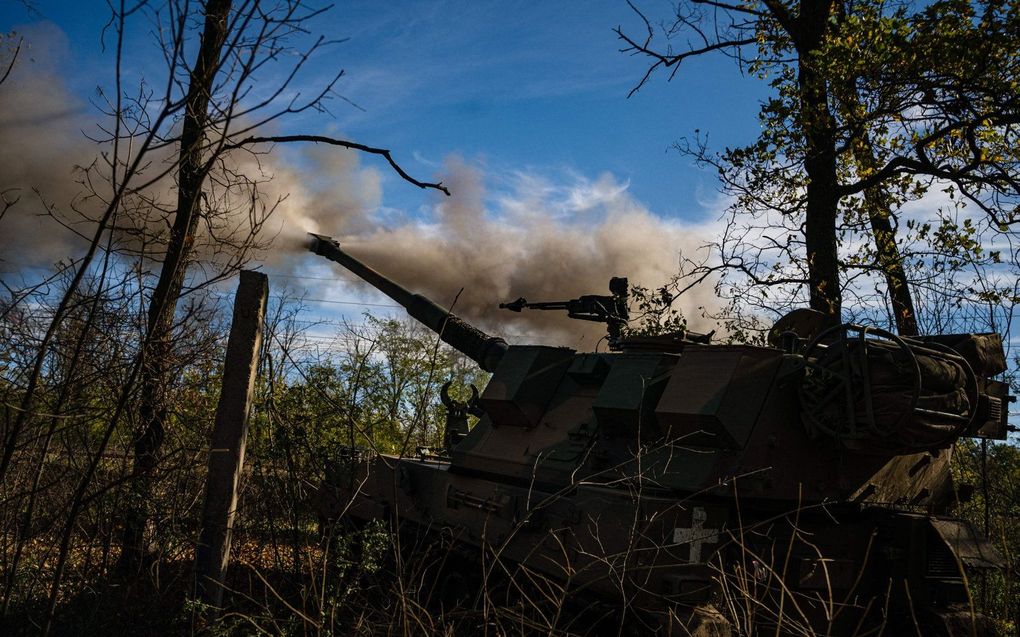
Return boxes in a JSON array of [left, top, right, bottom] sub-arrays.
[[0, 0, 779, 346], [3, 0, 767, 220]]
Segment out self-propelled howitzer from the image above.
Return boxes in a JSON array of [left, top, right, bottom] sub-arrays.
[[308, 234, 1012, 636]]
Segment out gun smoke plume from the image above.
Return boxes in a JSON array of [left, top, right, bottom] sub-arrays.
[[260, 153, 720, 345], [0, 24, 94, 271], [1, 28, 720, 345]]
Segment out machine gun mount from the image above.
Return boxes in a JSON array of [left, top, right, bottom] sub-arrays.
[[499, 276, 630, 348]]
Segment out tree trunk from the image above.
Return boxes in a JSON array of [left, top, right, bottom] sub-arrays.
[[797, 0, 842, 323], [850, 138, 919, 336], [866, 206, 918, 335], [119, 0, 234, 574]]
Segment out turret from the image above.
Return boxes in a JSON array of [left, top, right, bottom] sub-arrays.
[[306, 234, 509, 372]]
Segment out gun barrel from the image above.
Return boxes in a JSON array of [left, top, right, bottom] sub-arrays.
[[306, 234, 508, 372]]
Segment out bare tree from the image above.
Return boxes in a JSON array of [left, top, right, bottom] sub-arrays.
[[0, 0, 450, 627]]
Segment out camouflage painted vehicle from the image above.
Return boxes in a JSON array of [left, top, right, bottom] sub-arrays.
[[308, 234, 1012, 636]]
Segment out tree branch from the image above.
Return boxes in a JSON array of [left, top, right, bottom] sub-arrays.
[[691, 0, 767, 17], [760, 0, 797, 42], [0, 35, 23, 86], [215, 134, 450, 196], [616, 25, 756, 96]]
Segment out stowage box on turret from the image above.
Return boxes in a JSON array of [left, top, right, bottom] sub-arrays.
[[308, 234, 1012, 636]]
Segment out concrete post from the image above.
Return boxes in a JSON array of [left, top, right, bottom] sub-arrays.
[[194, 270, 268, 609]]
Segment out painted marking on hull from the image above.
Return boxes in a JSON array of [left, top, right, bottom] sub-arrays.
[[673, 506, 719, 563]]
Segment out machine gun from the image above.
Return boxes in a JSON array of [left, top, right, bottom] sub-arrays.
[[499, 276, 630, 347]]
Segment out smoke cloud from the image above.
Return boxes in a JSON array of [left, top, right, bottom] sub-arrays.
[[0, 24, 95, 270], [262, 154, 721, 346], [1, 27, 721, 347]]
